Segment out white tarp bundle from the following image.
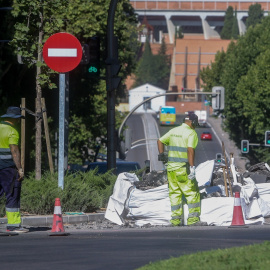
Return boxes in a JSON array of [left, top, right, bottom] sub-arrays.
[[105, 163, 270, 226], [105, 173, 139, 225], [127, 185, 171, 226]]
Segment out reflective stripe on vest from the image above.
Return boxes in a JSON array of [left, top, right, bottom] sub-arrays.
[[168, 146, 187, 152], [0, 148, 12, 160], [168, 157, 188, 162]]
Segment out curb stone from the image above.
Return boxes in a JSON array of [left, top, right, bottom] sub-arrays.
[[0, 213, 105, 227]]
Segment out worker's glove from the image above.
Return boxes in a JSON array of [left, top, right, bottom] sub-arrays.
[[158, 152, 168, 163], [18, 168, 24, 179], [188, 166, 196, 180]]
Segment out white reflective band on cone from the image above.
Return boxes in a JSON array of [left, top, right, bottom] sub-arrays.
[[54, 206, 62, 214], [234, 198, 241, 207]]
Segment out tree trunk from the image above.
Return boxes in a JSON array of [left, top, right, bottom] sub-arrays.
[[35, 11, 44, 180]]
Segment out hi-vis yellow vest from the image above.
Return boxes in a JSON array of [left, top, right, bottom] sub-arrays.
[[0, 121, 19, 169], [159, 123, 198, 171]]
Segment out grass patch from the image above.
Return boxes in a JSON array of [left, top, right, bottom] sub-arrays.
[[137, 241, 270, 270]]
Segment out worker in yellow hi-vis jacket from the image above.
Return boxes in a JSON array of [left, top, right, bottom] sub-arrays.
[[157, 113, 204, 226], [0, 107, 29, 233]]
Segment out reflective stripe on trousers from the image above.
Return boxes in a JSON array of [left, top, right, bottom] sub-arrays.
[[6, 208, 21, 226], [167, 166, 200, 225]]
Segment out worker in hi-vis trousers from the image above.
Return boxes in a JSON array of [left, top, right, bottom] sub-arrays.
[[157, 113, 204, 226], [0, 107, 28, 233]]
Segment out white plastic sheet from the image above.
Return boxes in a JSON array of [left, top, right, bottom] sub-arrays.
[[127, 185, 171, 226], [105, 173, 139, 225], [105, 168, 270, 227], [201, 197, 264, 226], [195, 160, 215, 187]]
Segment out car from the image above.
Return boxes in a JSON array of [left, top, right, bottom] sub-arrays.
[[68, 160, 142, 175], [200, 132, 212, 140], [86, 161, 141, 175]]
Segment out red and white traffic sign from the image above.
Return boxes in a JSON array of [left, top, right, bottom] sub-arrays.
[[43, 32, 82, 73]]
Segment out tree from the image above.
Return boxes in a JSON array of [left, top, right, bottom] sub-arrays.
[[220, 6, 234, 40], [5, 0, 139, 174], [246, 3, 264, 29], [133, 40, 156, 87], [232, 8, 239, 39], [133, 38, 170, 90], [200, 49, 227, 93], [201, 15, 270, 163], [11, 0, 67, 179]]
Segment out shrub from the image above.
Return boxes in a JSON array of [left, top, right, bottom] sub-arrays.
[[0, 170, 117, 217]]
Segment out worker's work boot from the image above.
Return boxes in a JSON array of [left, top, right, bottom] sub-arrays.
[[7, 226, 29, 233], [188, 221, 208, 226]]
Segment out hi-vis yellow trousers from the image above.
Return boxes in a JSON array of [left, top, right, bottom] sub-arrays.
[[167, 166, 200, 226]]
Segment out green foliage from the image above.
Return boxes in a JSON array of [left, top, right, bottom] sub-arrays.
[[137, 241, 270, 270], [133, 38, 170, 90], [201, 15, 270, 163], [1, 0, 139, 170], [220, 6, 234, 40], [0, 170, 117, 217], [246, 3, 264, 29], [231, 8, 239, 39]]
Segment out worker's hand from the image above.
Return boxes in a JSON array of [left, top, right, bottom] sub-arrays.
[[188, 166, 196, 180], [18, 168, 24, 181], [158, 152, 168, 163]]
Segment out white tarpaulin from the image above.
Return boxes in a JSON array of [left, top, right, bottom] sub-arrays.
[[105, 169, 270, 226], [104, 173, 139, 225], [195, 160, 215, 187], [127, 185, 171, 226]]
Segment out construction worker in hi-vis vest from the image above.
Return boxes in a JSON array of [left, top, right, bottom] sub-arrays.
[[157, 113, 203, 226], [0, 107, 29, 233]]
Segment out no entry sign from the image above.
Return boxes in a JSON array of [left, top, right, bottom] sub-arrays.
[[43, 32, 82, 73]]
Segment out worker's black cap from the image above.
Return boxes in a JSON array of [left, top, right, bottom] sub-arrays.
[[185, 113, 198, 121]]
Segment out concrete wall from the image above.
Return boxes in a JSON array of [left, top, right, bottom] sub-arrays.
[[131, 1, 270, 11]]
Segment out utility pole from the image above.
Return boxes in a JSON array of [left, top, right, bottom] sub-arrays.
[[106, 0, 121, 173]]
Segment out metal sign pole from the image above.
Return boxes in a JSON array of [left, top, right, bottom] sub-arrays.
[[58, 73, 65, 189]]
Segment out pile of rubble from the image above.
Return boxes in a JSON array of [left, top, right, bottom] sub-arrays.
[[105, 160, 270, 227]]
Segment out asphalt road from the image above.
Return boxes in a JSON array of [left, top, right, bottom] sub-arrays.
[[125, 113, 223, 169], [1, 226, 270, 270], [125, 114, 148, 168]]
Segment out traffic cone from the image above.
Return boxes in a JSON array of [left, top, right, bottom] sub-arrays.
[[228, 192, 248, 228], [48, 198, 69, 236]]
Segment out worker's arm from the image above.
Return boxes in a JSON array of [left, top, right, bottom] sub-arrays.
[[187, 147, 195, 167], [10, 144, 24, 181], [157, 139, 164, 154]]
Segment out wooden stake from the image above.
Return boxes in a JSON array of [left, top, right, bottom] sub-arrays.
[[20, 98, 26, 171], [222, 167, 229, 197], [222, 141, 233, 196], [41, 98, 54, 174]]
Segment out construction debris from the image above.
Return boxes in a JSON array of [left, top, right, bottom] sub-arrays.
[[105, 160, 270, 227]]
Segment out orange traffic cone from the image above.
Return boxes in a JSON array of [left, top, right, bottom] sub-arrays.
[[229, 192, 248, 228], [48, 198, 69, 236]]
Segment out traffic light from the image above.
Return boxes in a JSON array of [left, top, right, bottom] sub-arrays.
[[241, 140, 249, 154], [110, 62, 121, 89], [212, 86, 225, 111], [216, 153, 222, 162], [265, 131, 270, 146], [88, 37, 100, 77]]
